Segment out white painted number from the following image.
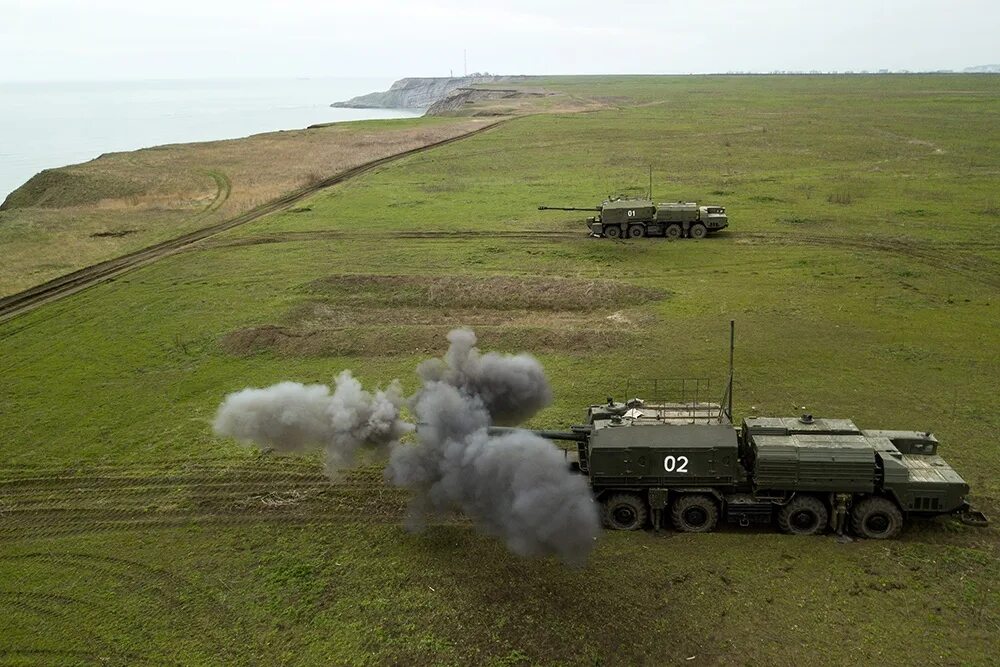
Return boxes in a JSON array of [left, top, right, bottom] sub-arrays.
[[627, 210, 635, 217], [664, 455, 689, 473]]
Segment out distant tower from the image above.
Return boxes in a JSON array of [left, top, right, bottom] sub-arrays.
[[464, 49, 467, 77]]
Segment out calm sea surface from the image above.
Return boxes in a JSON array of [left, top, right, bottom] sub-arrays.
[[0, 77, 420, 200]]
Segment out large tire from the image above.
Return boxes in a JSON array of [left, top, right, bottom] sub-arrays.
[[671, 494, 719, 533], [604, 225, 622, 239], [627, 225, 645, 239], [777, 495, 828, 536], [689, 223, 708, 239], [851, 497, 903, 539], [603, 493, 647, 531], [665, 224, 682, 239]]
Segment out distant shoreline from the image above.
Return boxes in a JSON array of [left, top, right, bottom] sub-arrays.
[[0, 77, 420, 200]]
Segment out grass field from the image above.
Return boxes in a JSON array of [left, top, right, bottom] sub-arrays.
[[1, 75, 998, 665]]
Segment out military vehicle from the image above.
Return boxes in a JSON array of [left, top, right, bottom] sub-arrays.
[[538, 196, 728, 239], [493, 326, 988, 539]]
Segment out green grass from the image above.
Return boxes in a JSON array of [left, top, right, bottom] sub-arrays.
[[1, 75, 999, 665]]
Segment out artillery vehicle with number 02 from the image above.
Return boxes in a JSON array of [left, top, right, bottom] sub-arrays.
[[492, 326, 988, 539], [538, 196, 729, 239]]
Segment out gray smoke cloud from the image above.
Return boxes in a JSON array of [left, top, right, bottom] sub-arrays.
[[213, 370, 411, 474], [416, 328, 553, 425], [212, 329, 600, 564], [387, 379, 599, 565]]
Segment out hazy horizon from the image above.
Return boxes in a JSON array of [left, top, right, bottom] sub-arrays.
[[4, 0, 998, 82], [3, 69, 998, 86]]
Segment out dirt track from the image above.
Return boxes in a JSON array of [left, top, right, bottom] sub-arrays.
[[0, 460, 424, 541], [0, 120, 508, 324]]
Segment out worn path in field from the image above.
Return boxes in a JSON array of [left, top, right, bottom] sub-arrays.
[[0, 120, 508, 324]]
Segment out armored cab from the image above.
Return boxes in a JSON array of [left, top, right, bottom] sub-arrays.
[[861, 429, 971, 516], [699, 206, 729, 233]]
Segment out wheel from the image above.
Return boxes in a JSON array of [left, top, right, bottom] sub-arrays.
[[689, 223, 708, 239], [851, 497, 903, 539], [777, 495, 828, 536], [604, 225, 622, 239], [603, 493, 647, 530], [627, 225, 645, 239], [671, 494, 718, 533], [665, 224, 682, 239]]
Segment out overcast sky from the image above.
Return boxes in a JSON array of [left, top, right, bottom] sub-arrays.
[[3, 0, 998, 81]]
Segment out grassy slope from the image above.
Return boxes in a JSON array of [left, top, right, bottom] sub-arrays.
[[1, 75, 998, 665], [0, 116, 491, 297]]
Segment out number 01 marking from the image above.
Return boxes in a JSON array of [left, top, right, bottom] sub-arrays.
[[664, 455, 689, 473], [627, 210, 635, 217]]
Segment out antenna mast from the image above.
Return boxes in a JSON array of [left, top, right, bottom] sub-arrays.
[[727, 320, 735, 422], [648, 165, 652, 200]]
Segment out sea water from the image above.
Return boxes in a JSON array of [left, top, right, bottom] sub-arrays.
[[0, 77, 420, 200]]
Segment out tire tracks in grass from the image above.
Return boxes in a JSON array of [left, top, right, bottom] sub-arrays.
[[0, 462, 416, 541], [0, 120, 509, 325], [0, 464, 414, 664], [0, 552, 240, 660]]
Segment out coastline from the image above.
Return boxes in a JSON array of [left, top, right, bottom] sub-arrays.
[[0, 77, 421, 200]]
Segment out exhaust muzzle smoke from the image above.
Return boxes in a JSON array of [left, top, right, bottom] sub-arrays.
[[213, 329, 599, 564]]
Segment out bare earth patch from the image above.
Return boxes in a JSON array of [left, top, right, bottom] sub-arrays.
[[221, 275, 665, 357]]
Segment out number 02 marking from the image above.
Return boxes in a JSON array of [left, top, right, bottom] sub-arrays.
[[664, 455, 689, 473]]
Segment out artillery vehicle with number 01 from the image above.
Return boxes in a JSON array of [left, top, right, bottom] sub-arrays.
[[538, 196, 728, 239]]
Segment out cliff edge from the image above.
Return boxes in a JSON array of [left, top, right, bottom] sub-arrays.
[[332, 76, 515, 109]]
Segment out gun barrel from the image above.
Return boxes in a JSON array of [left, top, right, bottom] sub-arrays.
[[537, 205, 602, 212], [487, 426, 590, 442]]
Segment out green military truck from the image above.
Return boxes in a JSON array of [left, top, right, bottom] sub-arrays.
[[538, 196, 728, 239], [502, 400, 987, 539]]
